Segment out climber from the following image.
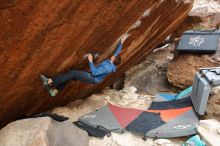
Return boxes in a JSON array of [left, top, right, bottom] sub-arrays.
[[41, 34, 129, 96]]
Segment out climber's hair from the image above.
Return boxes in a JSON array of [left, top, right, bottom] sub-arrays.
[[114, 56, 121, 66]]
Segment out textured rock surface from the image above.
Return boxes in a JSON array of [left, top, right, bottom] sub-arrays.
[[52, 86, 152, 122], [124, 46, 175, 94], [167, 52, 220, 89], [153, 139, 173, 146], [172, 0, 220, 39], [198, 119, 220, 146], [190, 0, 220, 29], [0, 0, 193, 127], [205, 86, 220, 121], [167, 0, 220, 89], [102, 86, 152, 110], [0, 117, 88, 146]]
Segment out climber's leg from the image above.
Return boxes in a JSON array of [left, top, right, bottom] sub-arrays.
[[52, 69, 97, 89]]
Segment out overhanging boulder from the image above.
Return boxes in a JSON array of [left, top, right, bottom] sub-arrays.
[[0, 0, 193, 127]]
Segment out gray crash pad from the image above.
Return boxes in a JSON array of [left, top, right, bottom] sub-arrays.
[[177, 30, 220, 53], [200, 67, 220, 85], [79, 106, 123, 133], [79, 102, 198, 138], [191, 67, 220, 115], [146, 109, 198, 138], [191, 72, 212, 115]]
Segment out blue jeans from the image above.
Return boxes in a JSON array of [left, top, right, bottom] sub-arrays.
[[52, 69, 97, 90]]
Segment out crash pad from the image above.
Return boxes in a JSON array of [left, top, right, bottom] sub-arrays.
[[78, 102, 198, 138], [145, 109, 198, 138], [79, 105, 123, 133], [145, 89, 198, 138], [155, 86, 192, 102], [149, 97, 192, 110], [79, 105, 143, 133], [175, 86, 192, 99], [177, 30, 220, 53]]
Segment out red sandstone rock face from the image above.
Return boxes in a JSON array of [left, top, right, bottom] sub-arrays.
[[0, 0, 193, 127]]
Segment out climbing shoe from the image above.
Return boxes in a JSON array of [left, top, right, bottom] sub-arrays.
[[40, 74, 49, 86], [48, 89, 58, 97]]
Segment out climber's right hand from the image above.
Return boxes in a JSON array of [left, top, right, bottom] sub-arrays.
[[121, 33, 129, 44], [88, 54, 93, 62]]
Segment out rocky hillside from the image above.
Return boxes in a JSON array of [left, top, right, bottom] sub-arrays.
[[0, 0, 193, 127]]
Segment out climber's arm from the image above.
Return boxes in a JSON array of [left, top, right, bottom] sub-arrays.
[[113, 34, 129, 57], [113, 41, 123, 57], [88, 54, 107, 76]]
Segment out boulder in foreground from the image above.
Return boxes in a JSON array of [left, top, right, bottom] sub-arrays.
[[0, 117, 88, 146]]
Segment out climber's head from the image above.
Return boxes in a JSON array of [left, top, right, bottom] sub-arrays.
[[111, 55, 121, 66]]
